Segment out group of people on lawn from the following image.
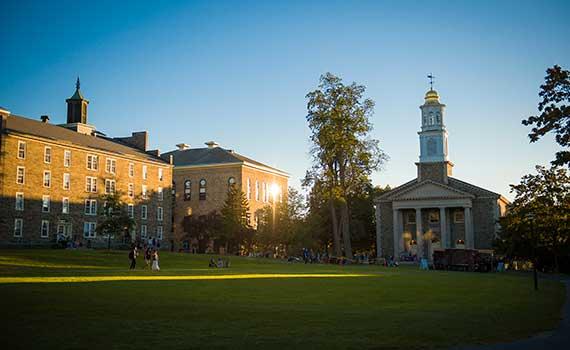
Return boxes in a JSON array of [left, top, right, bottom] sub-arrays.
[[129, 246, 160, 271]]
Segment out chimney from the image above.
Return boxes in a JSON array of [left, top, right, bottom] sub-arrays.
[[40, 115, 50, 123], [169, 154, 174, 165], [205, 141, 219, 149], [176, 143, 190, 151], [113, 131, 148, 151]]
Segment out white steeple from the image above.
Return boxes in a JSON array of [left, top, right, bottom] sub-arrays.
[[418, 88, 449, 163]]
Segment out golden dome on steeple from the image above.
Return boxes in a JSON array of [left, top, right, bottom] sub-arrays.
[[424, 89, 440, 104]]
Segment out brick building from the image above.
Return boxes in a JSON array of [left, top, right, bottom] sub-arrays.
[[375, 89, 509, 260], [0, 80, 173, 247], [161, 142, 288, 244]]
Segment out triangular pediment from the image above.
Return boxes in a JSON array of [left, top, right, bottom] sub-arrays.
[[391, 180, 474, 200]]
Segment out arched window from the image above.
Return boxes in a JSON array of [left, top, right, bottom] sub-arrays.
[[436, 112, 441, 124], [428, 112, 435, 125], [184, 180, 191, 201], [199, 179, 207, 200]]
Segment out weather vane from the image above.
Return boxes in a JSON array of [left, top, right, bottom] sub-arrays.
[[427, 73, 435, 90]]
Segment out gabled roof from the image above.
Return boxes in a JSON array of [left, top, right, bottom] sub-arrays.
[[448, 177, 502, 198], [162, 147, 289, 177], [3, 114, 167, 164], [376, 178, 418, 201], [388, 180, 475, 201]]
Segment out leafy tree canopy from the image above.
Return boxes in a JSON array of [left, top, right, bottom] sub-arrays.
[[523, 65, 570, 166]]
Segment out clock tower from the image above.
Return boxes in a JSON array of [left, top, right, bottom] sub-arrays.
[[416, 88, 453, 183]]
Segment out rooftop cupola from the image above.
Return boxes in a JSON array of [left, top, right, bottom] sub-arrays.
[[66, 77, 89, 124]]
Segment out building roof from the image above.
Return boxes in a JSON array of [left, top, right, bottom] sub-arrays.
[[2, 114, 168, 164], [162, 146, 289, 177], [375, 176, 506, 203]]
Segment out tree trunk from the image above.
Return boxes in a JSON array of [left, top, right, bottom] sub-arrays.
[[107, 235, 111, 250], [340, 201, 352, 258], [329, 199, 342, 257]]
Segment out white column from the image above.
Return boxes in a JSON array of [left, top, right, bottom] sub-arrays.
[[415, 208, 423, 259], [393, 209, 400, 258], [439, 207, 447, 249], [375, 204, 382, 258], [464, 207, 474, 249]]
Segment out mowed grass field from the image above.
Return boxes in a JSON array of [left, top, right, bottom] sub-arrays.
[[0, 249, 565, 350]]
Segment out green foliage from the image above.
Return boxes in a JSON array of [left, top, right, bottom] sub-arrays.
[[221, 185, 253, 253], [96, 191, 136, 248], [254, 187, 307, 255], [304, 72, 388, 257], [182, 211, 223, 253], [522, 65, 570, 166], [496, 166, 570, 270]]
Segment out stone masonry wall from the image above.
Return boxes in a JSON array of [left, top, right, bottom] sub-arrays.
[[0, 132, 172, 248]]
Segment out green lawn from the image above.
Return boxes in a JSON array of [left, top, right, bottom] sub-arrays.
[[0, 249, 565, 349]]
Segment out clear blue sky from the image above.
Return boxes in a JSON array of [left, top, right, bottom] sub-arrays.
[[2, 0, 569, 199]]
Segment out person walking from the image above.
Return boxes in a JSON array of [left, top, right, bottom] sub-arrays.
[[129, 247, 138, 270], [151, 249, 160, 271], [144, 247, 152, 269]]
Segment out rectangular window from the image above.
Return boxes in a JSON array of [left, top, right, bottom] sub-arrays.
[[158, 168, 163, 181], [62, 197, 70, 214], [262, 182, 267, 202], [127, 204, 134, 218], [15, 192, 24, 211], [128, 183, 134, 198], [64, 150, 71, 167], [105, 179, 116, 194], [247, 178, 251, 200], [14, 218, 23, 237], [105, 158, 116, 174], [83, 222, 97, 238], [142, 165, 148, 180], [87, 154, 98, 170], [63, 173, 71, 190], [141, 205, 147, 220], [85, 199, 97, 216], [16, 166, 25, 184], [157, 226, 163, 240], [454, 211, 465, 223], [129, 163, 134, 177], [255, 181, 259, 201], [86, 177, 97, 193], [141, 225, 147, 238], [41, 220, 49, 238], [157, 187, 163, 201], [43, 171, 51, 188], [157, 207, 163, 221], [42, 195, 50, 213], [18, 141, 26, 159], [142, 185, 147, 199], [44, 146, 52, 164]]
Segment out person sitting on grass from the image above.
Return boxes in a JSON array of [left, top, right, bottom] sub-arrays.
[[209, 258, 217, 268]]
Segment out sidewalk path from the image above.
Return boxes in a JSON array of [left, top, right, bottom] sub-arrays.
[[457, 277, 570, 350]]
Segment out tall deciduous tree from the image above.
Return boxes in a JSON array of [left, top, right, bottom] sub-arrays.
[[97, 192, 136, 249], [220, 185, 252, 254], [496, 166, 570, 272], [523, 65, 570, 166], [305, 73, 387, 258]]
